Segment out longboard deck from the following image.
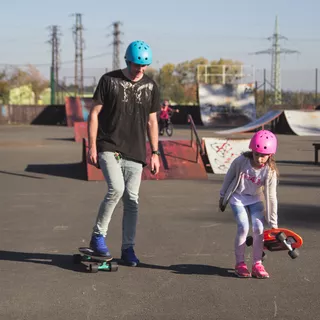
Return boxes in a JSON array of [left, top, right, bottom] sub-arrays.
[[78, 247, 113, 262], [263, 228, 303, 251]]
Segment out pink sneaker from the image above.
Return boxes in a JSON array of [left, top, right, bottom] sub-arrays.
[[235, 262, 251, 278], [252, 262, 269, 279]]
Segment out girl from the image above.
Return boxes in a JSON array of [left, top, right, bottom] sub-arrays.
[[219, 130, 279, 279]]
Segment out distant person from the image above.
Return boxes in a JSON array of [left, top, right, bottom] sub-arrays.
[[316, 105, 320, 110], [219, 130, 279, 279], [159, 100, 179, 134], [87, 40, 160, 266]]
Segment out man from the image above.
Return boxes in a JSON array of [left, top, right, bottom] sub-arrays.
[[87, 40, 160, 266]]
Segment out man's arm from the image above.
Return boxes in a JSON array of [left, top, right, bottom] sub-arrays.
[[147, 112, 160, 174], [147, 112, 159, 152], [87, 104, 103, 166]]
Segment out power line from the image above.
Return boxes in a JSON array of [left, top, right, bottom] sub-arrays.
[[109, 21, 123, 70], [251, 15, 299, 105], [0, 52, 112, 67], [48, 25, 61, 104], [72, 13, 84, 96]]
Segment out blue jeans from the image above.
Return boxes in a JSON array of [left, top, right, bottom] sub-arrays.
[[230, 201, 265, 265], [92, 151, 143, 250]]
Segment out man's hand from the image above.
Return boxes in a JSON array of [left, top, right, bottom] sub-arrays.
[[151, 154, 160, 174], [88, 146, 99, 168]]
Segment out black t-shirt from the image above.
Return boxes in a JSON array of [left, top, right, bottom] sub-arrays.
[[93, 69, 160, 165]]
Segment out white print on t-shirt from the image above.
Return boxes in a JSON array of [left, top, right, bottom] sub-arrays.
[[119, 81, 131, 103], [136, 83, 153, 104], [119, 81, 153, 104]]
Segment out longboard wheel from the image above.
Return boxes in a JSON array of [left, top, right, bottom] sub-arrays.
[[73, 254, 82, 264], [288, 249, 299, 259], [89, 263, 99, 273], [246, 236, 253, 246], [276, 232, 287, 242], [110, 261, 118, 272]]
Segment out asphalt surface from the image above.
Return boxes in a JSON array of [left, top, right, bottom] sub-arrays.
[[0, 124, 319, 320]]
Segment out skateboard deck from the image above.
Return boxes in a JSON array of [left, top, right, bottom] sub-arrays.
[[246, 228, 303, 259], [73, 247, 118, 273]]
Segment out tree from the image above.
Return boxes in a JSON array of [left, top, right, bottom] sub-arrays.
[[144, 67, 158, 82], [0, 70, 10, 104], [158, 59, 209, 104], [9, 67, 29, 88], [175, 57, 208, 85], [25, 65, 49, 104]]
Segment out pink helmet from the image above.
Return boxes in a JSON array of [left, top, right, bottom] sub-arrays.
[[249, 130, 277, 154]]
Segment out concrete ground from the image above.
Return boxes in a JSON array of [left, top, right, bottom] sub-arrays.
[[0, 124, 319, 320]]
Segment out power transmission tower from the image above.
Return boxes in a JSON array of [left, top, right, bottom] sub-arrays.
[[72, 13, 84, 96], [111, 21, 123, 70], [48, 25, 61, 104], [253, 15, 299, 104]]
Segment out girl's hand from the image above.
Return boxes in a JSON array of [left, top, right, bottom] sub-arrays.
[[219, 197, 226, 212]]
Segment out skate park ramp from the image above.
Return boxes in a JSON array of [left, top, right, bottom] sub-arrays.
[[203, 137, 250, 174], [283, 110, 320, 136], [74, 121, 87, 142], [65, 97, 92, 127], [83, 138, 208, 181], [211, 110, 320, 136], [212, 110, 282, 135], [198, 83, 256, 127]]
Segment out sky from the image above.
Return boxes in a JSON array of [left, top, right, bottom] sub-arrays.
[[1, 0, 320, 90]]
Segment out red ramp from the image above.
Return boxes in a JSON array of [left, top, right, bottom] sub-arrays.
[[142, 140, 207, 180], [82, 139, 207, 181], [74, 121, 88, 142], [65, 97, 82, 127]]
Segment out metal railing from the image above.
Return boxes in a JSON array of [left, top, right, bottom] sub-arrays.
[[188, 114, 205, 163]]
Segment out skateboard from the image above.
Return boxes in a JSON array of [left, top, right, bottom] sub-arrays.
[[73, 247, 118, 273], [246, 228, 303, 259]]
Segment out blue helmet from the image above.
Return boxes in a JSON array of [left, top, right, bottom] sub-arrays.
[[124, 40, 152, 65]]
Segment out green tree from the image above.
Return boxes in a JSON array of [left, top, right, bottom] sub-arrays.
[[0, 70, 10, 104], [144, 67, 158, 82]]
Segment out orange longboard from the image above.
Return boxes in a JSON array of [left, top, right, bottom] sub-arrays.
[[246, 228, 303, 259]]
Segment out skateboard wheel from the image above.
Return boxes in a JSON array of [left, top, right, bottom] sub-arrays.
[[246, 236, 253, 247], [73, 254, 82, 264], [276, 232, 286, 242], [110, 261, 118, 272], [288, 249, 299, 259], [89, 263, 99, 273]]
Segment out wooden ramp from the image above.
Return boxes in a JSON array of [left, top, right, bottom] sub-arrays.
[[82, 139, 207, 181]]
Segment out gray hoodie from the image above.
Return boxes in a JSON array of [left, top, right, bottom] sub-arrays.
[[219, 154, 278, 228]]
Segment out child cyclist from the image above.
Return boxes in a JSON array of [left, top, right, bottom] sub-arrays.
[[219, 130, 279, 279], [158, 100, 179, 134]]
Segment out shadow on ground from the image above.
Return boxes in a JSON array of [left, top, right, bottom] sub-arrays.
[[279, 173, 320, 188], [45, 138, 75, 142], [0, 170, 44, 179], [25, 162, 86, 180], [0, 250, 235, 277], [279, 203, 320, 229], [278, 160, 318, 166], [137, 262, 235, 277]]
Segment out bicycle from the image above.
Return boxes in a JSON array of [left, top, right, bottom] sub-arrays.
[[159, 111, 174, 137]]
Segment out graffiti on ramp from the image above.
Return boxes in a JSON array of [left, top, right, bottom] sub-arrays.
[[203, 137, 250, 174]]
